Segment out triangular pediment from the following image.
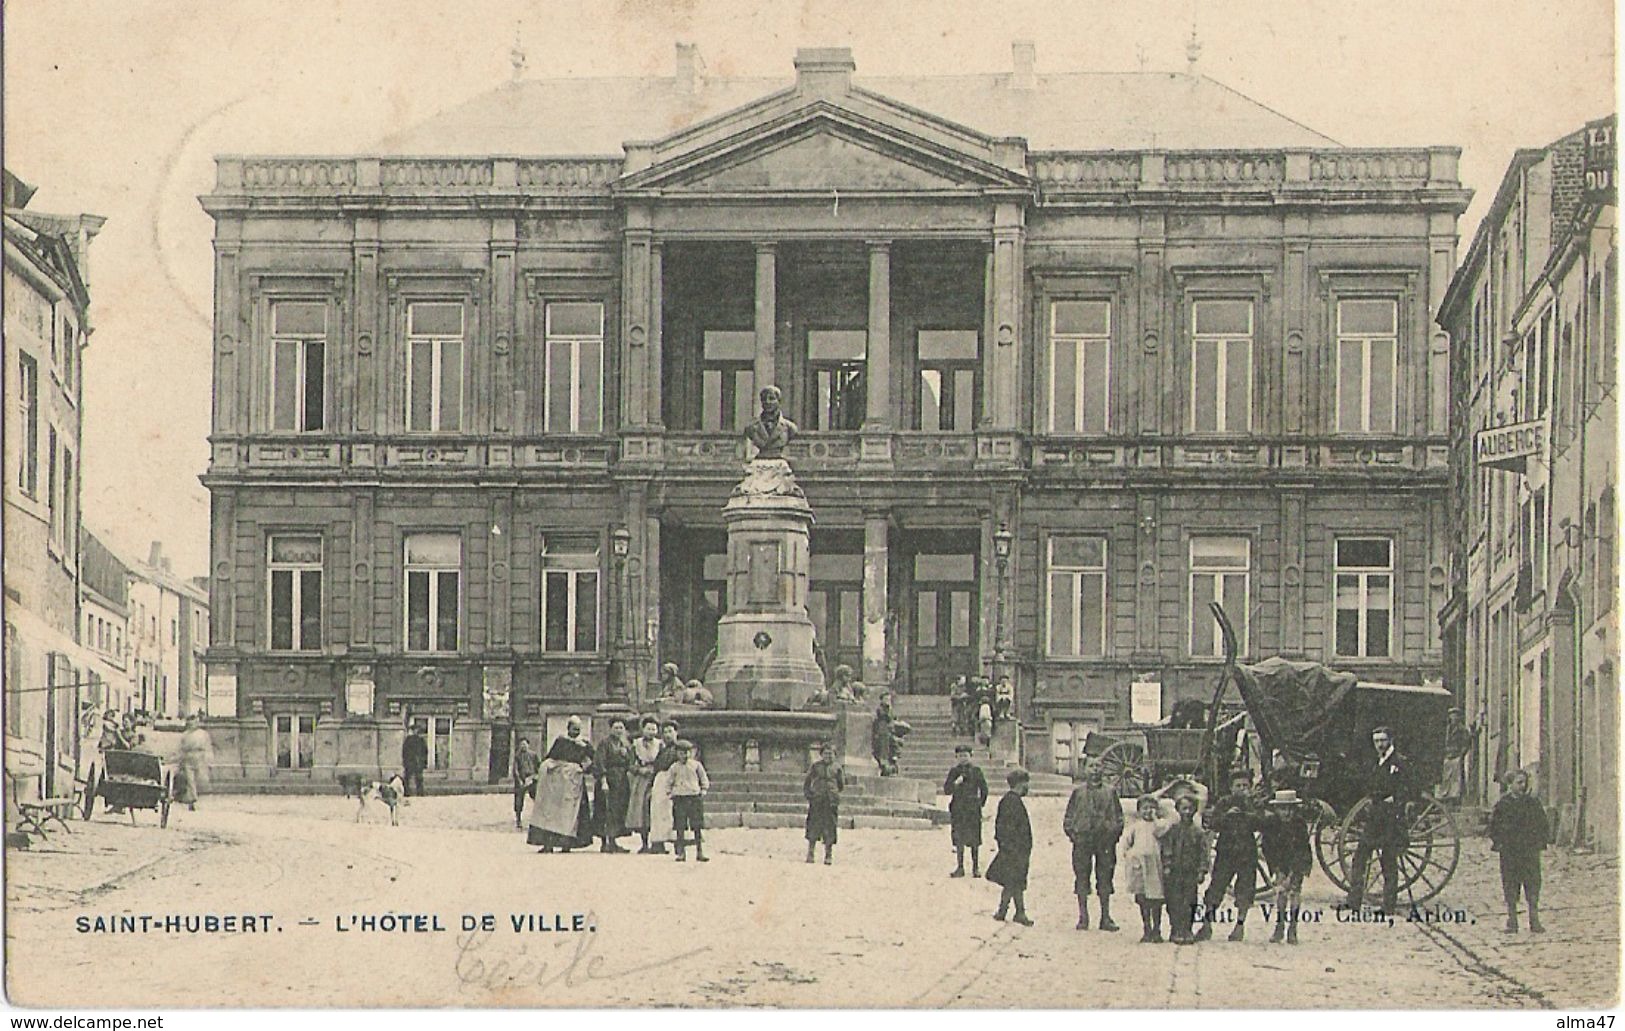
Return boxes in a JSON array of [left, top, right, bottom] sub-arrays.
[[618, 102, 1029, 195]]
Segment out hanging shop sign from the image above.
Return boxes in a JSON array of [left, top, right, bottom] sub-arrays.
[[1474, 420, 1545, 472]]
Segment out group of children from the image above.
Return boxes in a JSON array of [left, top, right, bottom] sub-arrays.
[[1113, 768, 1314, 945], [958, 760, 1316, 945]]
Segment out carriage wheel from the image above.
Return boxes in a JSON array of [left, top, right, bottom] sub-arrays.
[[1309, 800, 1349, 891], [1096, 741, 1149, 797], [1333, 796, 1460, 906]]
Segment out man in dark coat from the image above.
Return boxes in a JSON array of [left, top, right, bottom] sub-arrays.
[[1195, 767, 1262, 941], [1489, 768, 1550, 932], [871, 693, 899, 776], [1347, 726, 1411, 911], [987, 768, 1034, 926], [943, 744, 989, 878], [1063, 759, 1123, 931], [402, 726, 429, 797], [803, 741, 844, 865]]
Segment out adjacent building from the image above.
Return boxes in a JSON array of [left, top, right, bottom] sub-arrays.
[[79, 529, 136, 715], [127, 541, 210, 720], [200, 45, 1468, 784], [1439, 115, 1617, 848], [3, 169, 104, 801]]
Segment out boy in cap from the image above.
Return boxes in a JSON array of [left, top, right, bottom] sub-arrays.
[[1260, 788, 1313, 944], [666, 740, 710, 862], [1063, 759, 1123, 931], [943, 743, 989, 877], [1195, 767, 1261, 941]]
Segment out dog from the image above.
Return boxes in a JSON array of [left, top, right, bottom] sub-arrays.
[[339, 772, 406, 826]]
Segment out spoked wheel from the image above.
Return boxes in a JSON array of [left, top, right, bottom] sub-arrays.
[[1333, 796, 1460, 905], [1309, 799, 1348, 890], [1096, 741, 1149, 797], [81, 771, 99, 821]]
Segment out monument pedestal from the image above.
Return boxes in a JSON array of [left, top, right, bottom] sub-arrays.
[[701, 458, 826, 711]]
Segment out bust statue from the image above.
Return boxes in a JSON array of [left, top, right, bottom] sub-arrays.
[[743, 385, 798, 460]]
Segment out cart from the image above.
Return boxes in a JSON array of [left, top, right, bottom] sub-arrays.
[[1090, 726, 1211, 797], [1201, 602, 1461, 905], [86, 750, 173, 828]]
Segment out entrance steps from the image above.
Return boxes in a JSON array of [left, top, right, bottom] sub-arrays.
[[702, 770, 948, 829], [888, 694, 1073, 796]]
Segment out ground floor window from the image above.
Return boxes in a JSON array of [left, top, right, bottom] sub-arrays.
[[273, 713, 316, 770], [409, 715, 454, 770], [1050, 718, 1099, 778]]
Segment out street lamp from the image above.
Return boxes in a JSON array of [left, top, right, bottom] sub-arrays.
[[992, 524, 1013, 661], [610, 527, 632, 703]]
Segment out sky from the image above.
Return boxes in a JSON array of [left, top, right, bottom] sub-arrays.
[[3, 0, 1616, 579]]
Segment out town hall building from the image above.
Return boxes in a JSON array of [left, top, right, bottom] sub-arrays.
[[199, 44, 1470, 784]]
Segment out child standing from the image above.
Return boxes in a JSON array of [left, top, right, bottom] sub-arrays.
[[1119, 794, 1177, 942], [1488, 768, 1550, 933], [944, 744, 989, 878], [986, 768, 1034, 926], [803, 741, 844, 865], [1195, 768, 1261, 941], [1161, 794, 1209, 945], [1260, 788, 1313, 944], [1063, 759, 1123, 931], [667, 740, 710, 863]]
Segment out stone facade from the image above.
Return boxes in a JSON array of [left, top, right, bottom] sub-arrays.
[[1439, 115, 1617, 849], [201, 46, 1469, 784], [3, 170, 103, 804]]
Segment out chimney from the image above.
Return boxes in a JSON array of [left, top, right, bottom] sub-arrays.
[[148, 541, 164, 568], [675, 42, 702, 94], [793, 47, 855, 97], [1011, 41, 1036, 90]]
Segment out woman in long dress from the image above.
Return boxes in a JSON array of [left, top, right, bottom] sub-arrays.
[[528, 717, 595, 853], [595, 717, 633, 853], [176, 716, 212, 811], [646, 720, 680, 854], [625, 716, 661, 852]]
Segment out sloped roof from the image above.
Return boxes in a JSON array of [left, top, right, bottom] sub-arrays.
[[378, 71, 1340, 156]]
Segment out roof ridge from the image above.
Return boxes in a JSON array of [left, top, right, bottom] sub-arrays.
[[1197, 74, 1341, 148]]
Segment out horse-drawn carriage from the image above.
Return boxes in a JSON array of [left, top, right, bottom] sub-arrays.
[[1194, 603, 1461, 903]]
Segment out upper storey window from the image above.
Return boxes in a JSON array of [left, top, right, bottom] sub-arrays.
[[1048, 300, 1110, 434], [916, 330, 979, 432], [808, 330, 866, 431], [1190, 299, 1252, 434], [271, 301, 326, 433], [543, 302, 604, 434], [1336, 299, 1398, 434], [406, 302, 464, 433], [701, 330, 755, 433]]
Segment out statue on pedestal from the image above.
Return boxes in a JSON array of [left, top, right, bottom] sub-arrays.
[[734, 385, 805, 499]]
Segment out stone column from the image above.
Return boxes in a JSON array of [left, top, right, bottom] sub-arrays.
[[862, 511, 891, 689], [622, 214, 654, 428], [1427, 213, 1458, 436], [989, 206, 1025, 430], [754, 243, 778, 392], [1282, 223, 1309, 436], [1280, 492, 1305, 656], [352, 217, 380, 436], [488, 491, 513, 649], [490, 217, 517, 435], [864, 242, 892, 430], [648, 242, 665, 430], [1137, 213, 1167, 436]]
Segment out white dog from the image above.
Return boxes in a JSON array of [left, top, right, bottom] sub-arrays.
[[341, 773, 405, 826]]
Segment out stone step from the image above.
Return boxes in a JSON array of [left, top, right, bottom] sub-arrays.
[[708, 812, 938, 831]]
